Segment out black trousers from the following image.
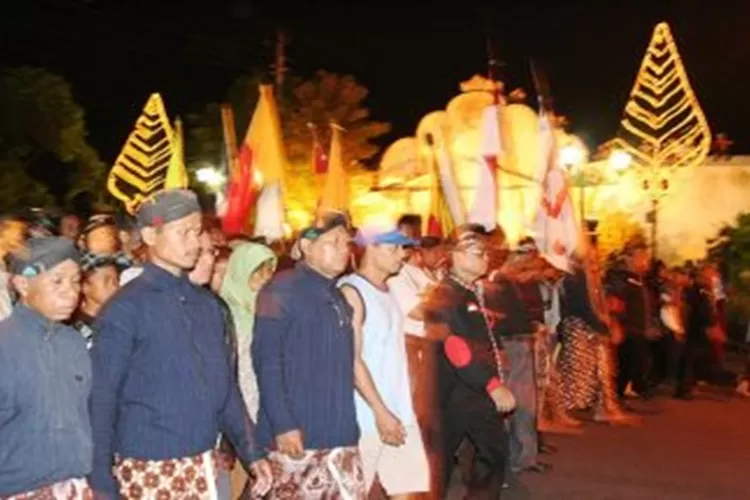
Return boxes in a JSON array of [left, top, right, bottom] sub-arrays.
[[617, 335, 652, 397], [443, 408, 509, 498], [674, 340, 699, 396]]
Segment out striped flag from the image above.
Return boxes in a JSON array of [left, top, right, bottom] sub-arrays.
[[531, 111, 578, 270], [318, 124, 349, 216], [221, 148, 255, 235], [309, 124, 329, 174], [247, 85, 287, 241], [424, 134, 457, 237], [469, 103, 501, 231]]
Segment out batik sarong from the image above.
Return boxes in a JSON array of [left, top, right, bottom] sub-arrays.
[[3, 478, 92, 500], [267, 447, 365, 499], [114, 449, 219, 499], [559, 316, 600, 411], [559, 316, 620, 413]]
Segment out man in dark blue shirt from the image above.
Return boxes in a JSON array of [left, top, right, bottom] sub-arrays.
[[0, 237, 92, 498], [253, 211, 364, 498], [89, 189, 271, 498]]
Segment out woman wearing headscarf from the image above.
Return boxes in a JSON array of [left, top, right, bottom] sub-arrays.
[[219, 242, 277, 421]]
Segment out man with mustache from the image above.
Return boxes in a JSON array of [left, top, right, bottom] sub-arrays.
[[89, 189, 271, 499]]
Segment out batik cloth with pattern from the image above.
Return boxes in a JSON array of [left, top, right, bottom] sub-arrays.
[[558, 316, 599, 410], [558, 316, 619, 413], [79, 251, 132, 273], [266, 447, 365, 500], [1, 478, 92, 500], [113, 450, 220, 500]]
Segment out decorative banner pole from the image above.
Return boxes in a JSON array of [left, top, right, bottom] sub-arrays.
[[611, 22, 711, 259]]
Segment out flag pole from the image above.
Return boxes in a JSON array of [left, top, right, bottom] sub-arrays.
[[308, 122, 325, 205], [486, 35, 503, 226], [530, 59, 552, 255]]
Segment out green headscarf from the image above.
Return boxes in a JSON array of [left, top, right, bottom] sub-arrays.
[[219, 242, 277, 337]]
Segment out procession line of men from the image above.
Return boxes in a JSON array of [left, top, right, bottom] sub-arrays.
[[0, 190, 273, 499], [1, 186, 663, 499]]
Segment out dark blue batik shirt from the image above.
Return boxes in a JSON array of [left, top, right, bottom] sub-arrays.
[[252, 262, 359, 451], [0, 304, 92, 496], [89, 263, 262, 497]]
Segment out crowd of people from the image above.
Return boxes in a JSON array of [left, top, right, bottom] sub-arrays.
[[0, 187, 746, 499]]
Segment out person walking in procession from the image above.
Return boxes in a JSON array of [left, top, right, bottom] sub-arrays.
[[89, 189, 271, 499], [424, 226, 517, 498], [253, 211, 365, 499], [339, 218, 431, 498], [0, 237, 93, 499]]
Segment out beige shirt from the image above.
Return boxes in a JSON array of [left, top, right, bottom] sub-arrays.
[[387, 263, 436, 337]]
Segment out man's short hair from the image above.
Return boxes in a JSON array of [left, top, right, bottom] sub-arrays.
[[397, 214, 422, 229]]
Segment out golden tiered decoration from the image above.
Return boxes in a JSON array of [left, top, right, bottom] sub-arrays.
[[107, 94, 188, 214]]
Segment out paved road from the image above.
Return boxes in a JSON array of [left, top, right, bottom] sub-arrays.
[[513, 388, 750, 500]]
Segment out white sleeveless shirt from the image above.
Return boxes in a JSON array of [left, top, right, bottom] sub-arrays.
[[339, 274, 416, 435]]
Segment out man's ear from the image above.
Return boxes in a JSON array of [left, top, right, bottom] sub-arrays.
[[140, 226, 157, 246], [11, 275, 30, 299], [299, 238, 313, 257]]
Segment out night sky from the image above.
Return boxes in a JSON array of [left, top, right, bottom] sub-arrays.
[[2, 0, 749, 168]]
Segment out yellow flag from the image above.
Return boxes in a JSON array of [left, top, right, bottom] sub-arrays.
[[318, 124, 349, 216], [107, 93, 181, 214], [164, 117, 189, 190], [241, 85, 287, 185]]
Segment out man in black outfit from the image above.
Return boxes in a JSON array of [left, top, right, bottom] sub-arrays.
[[676, 265, 719, 398], [608, 239, 654, 399], [424, 226, 517, 498]]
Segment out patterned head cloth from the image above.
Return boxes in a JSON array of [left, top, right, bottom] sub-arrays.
[[8, 237, 80, 277], [448, 224, 488, 253], [290, 210, 351, 260], [80, 250, 131, 274], [135, 189, 201, 229], [80, 214, 116, 237], [24, 208, 58, 238]]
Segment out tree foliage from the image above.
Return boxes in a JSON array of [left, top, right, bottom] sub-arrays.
[[0, 66, 107, 212], [186, 70, 390, 220], [596, 209, 646, 263], [708, 213, 750, 318], [282, 70, 391, 167], [185, 72, 266, 174]]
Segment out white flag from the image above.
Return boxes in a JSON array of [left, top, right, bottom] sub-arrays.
[[253, 182, 286, 242], [469, 105, 501, 231], [531, 112, 578, 271]]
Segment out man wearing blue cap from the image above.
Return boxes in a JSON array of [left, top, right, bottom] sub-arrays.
[[0, 237, 92, 499], [339, 216, 430, 498]]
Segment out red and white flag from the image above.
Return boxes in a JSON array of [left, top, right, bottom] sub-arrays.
[[309, 124, 329, 174], [469, 103, 501, 231], [531, 112, 578, 271]]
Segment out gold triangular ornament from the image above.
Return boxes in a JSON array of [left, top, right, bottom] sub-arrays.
[[107, 93, 179, 214], [612, 22, 711, 180]]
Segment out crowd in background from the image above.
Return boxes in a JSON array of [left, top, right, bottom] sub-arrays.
[[0, 195, 748, 500]]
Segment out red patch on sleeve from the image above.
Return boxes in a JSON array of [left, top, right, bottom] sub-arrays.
[[445, 335, 473, 368], [486, 377, 502, 394], [607, 296, 624, 313]]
